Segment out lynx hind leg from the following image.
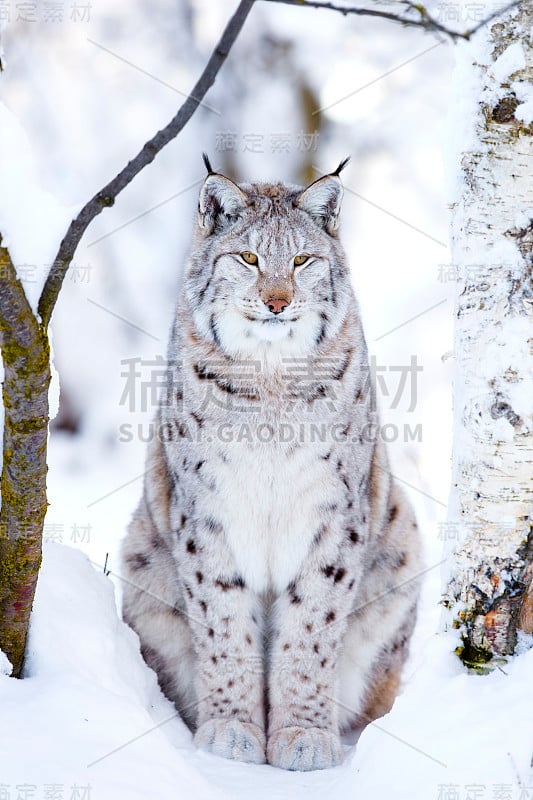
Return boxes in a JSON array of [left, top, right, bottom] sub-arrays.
[[120, 435, 197, 728], [337, 482, 422, 732]]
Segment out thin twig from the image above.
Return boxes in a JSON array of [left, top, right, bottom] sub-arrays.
[[37, 0, 256, 328], [262, 0, 521, 41]]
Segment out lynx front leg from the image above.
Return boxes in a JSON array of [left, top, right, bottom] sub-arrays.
[[267, 557, 359, 771], [177, 519, 266, 764]]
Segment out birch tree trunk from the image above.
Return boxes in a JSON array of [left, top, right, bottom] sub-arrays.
[[443, 1, 533, 666]]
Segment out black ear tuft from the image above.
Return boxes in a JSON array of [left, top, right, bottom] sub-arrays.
[[331, 156, 350, 177], [202, 152, 214, 175]]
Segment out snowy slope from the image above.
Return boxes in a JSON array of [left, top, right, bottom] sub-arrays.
[[1, 545, 531, 799]]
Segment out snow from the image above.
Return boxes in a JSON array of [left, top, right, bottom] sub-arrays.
[[515, 96, 533, 124], [1, 544, 531, 799], [49, 330, 61, 423], [444, 39, 485, 204], [490, 42, 525, 84], [0, 646, 12, 676], [0, 102, 76, 317], [514, 210, 533, 229], [1, 545, 221, 800], [492, 416, 515, 443], [355, 634, 533, 798]]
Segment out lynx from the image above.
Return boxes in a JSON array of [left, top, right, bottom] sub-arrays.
[[120, 155, 422, 771]]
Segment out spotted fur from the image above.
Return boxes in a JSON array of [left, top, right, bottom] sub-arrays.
[[120, 161, 422, 771]]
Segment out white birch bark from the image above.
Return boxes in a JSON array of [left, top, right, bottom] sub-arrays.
[[443, 1, 533, 665]]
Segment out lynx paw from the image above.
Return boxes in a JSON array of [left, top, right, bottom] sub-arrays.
[[194, 719, 266, 764], [267, 726, 342, 771]]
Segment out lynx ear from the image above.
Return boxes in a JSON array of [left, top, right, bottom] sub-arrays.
[[198, 171, 248, 235], [295, 158, 349, 235]]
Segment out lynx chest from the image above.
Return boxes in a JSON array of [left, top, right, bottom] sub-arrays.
[[196, 438, 341, 595]]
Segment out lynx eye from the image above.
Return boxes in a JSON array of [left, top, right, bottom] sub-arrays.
[[294, 254, 310, 267], [241, 251, 258, 266]]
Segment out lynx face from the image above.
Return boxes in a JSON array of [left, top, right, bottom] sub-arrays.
[[186, 170, 352, 361]]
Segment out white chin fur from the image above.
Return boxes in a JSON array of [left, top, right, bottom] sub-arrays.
[[214, 308, 319, 360], [251, 319, 291, 342]]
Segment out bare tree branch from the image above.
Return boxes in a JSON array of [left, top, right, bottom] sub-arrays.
[[262, 0, 522, 41], [37, 0, 256, 328]]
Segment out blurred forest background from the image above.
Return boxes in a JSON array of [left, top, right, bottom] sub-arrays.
[[0, 0, 455, 617]]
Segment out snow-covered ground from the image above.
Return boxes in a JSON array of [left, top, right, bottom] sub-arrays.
[[0, 0, 531, 797], [2, 545, 532, 798]]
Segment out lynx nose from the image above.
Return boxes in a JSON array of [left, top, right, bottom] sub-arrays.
[[265, 297, 290, 315]]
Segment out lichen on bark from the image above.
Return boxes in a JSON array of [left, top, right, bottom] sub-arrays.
[[0, 238, 51, 676]]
